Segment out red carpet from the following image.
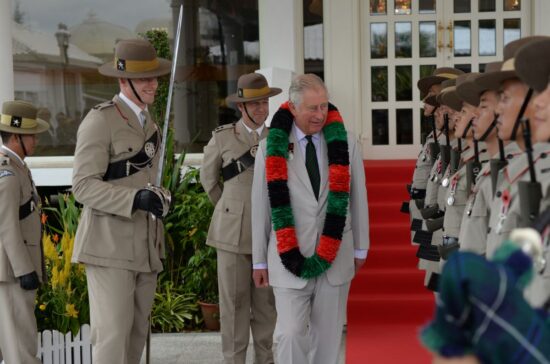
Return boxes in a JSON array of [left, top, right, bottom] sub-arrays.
[[346, 160, 435, 363]]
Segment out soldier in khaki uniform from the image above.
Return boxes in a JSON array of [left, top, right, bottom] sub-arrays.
[[71, 39, 170, 364], [200, 73, 281, 364], [475, 37, 549, 259], [0, 100, 49, 364]]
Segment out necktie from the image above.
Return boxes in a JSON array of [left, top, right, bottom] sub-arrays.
[[305, 135, 320, 200], [139, 111, 146, 128]]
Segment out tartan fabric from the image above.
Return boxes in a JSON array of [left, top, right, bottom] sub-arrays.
[[420, 242, 550, 363], [411, 218, 423, 232], [413, 230, 434, 246], [416, 244, 440, 262]]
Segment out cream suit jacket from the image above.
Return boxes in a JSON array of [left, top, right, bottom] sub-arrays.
[[252, 126, 370, 289], [72, 95, 164, 272], [0, 150, 44, 282]]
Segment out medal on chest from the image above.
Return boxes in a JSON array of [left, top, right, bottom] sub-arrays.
[[288, 143, 294, 160], [447, 175, 459, 206], [495, 188, 511, 234]]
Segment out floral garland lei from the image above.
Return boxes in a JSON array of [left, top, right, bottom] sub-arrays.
[[266, 102, 350, 279]]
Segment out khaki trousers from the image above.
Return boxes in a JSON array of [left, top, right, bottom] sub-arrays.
[[217, 250, 276, 364], [0, 282, 39, 364], [272, 274, 350, 364], [85, 265, 157, 364]]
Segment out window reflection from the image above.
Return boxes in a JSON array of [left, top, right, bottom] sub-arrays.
[[479, 19, 496, 56], [395, 22, 412, 58], [420, 65, 436, 79], [454, 0, 471, 13], [12, 0, 260, 155], [370, 0, 387, 15], [371, 23, 388, 58], [454, 64, 472, 73], [454, 20, 471, 57], [372, 109, 389, 145], [504, 0, 521, 11], [396, 109, 413, 144], [304, 0, 324, 79], [479, 0, 496, 12], [394, 0, 411, 15], [420, 109, 432, 144], [371, 66, 388, 101], [396, 65, 412, 101], [504, 19, 521, 45], [419, 22, 436, 58], [419, 0, 436, 14]]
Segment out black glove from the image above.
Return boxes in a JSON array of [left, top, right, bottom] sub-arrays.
[[19, 271, 40, 290], [133, 189, 163, 218]]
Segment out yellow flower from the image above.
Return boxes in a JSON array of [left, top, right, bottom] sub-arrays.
[[51, 266, 59, 289], [42, 233, 59, 262], [65, 303, 78, 318], [39, 304, 46, 311], [189, 227, 198, 237]]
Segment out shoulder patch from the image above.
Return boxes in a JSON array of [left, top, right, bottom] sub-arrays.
[[0, 170, 14, 178], [213, 123, 235, 133], [0, 156, 9, 166], [93, 100, 115, 111]]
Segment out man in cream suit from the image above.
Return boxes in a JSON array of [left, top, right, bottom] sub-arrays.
[[72, 39, 170, 364], [0, 100, 49, 364], [252, 74, 370, 364]]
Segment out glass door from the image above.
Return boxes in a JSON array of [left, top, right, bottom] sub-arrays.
[[362, 0, 530, 159]]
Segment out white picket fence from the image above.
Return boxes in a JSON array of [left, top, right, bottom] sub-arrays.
[[38, 324, 92, 364]]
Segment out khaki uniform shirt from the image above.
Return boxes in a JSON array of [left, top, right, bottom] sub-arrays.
[[0, 147, 44, 282], [411, 131, 439, 190], [201, 120, 266, 254], [486, 143, 550, 258], [71, 95, 164, 272], [424, 134, 448, 208], [442, 145, 489, 239]]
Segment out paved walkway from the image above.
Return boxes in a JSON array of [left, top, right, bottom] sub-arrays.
[[140, 331, 346, 364]]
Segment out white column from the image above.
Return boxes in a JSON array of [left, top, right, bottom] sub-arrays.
[[0, 0, 14, 103], [259, 0, 304, 74], [533, 0, 550, 36], [322, 0, 363, 144]]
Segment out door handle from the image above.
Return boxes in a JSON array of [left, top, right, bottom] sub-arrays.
[[446, 21, 454, 50], [437, 21, 445, 52]]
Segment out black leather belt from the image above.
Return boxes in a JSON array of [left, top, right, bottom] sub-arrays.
[[19, 197, 35, 220], [221, 147, 256, 181], [425, 216, 444, 232], [103, 131, 159, 181]]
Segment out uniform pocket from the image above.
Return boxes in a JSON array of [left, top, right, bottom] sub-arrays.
[[209, 198, 244, 246], [83, 211, 134, 260]]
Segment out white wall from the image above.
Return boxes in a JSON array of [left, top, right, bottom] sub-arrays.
[[533, 0, 550, 36]]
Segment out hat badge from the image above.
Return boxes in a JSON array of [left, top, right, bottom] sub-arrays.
[[117, 59, 126, 71], [238, 88, 243, 97], [10, 116, 22, 128]]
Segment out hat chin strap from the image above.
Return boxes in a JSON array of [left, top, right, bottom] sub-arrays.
[[128, 79, 145, 105], [478, 116, 497, 142], [243, 104, 266, 126], [510, 88, 533, 141], [462, 119, 473, 139], [17, 134, 28, 158]]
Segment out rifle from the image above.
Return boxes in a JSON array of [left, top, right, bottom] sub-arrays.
[[518, 118, 542, 227], [490, 121, 507, 197], [466, 139, 482, 193]]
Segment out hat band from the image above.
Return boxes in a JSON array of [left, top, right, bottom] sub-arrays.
[[1, 114, 37, 129], [239, 86, 271, 99], [436, 73, 460, 79], [501, 58, 515, 72], [114, 57, 160, 73]]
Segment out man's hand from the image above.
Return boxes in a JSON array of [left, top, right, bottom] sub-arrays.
[[19, 271, 40, 290], [133, 189, 163, 217], [354, 258, 366, 275], [253, 269, 269, 288], [432, 355, 481, 364]]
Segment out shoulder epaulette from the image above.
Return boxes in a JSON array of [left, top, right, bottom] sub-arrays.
[[213, 123, 235, 133], [93, 100, 115, 111], [0, 169, 14, 179]]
